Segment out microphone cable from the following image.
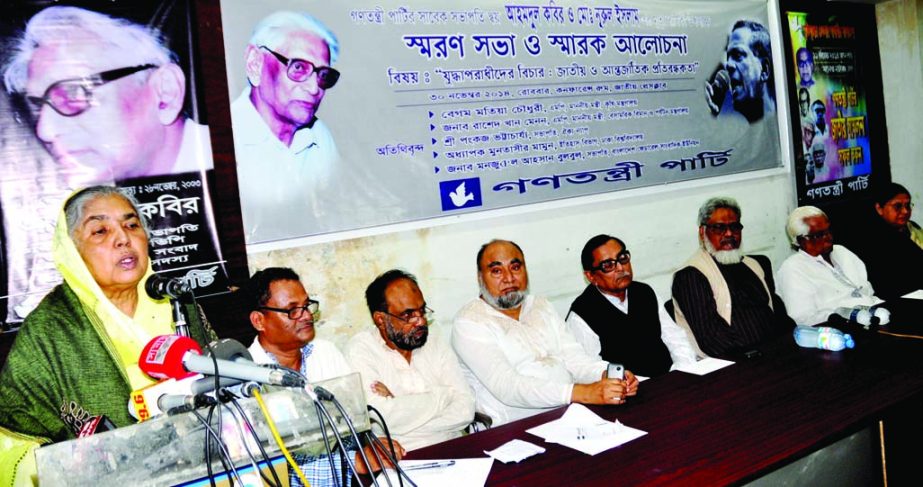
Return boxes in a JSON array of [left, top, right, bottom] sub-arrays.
[[313, 400, 344, 487], [193, 406, 242, 486], [252, 388, 312, 487], [315, 387, 382, 487], [220, 402, 262, 482], [367, 405, 412, 487], [287, 368, 359, 487], [366, 432, 417, 487], [310, 388, 364, 487], [227, 393, 283, 487]]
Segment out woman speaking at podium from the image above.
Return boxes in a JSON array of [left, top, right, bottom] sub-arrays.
[[0, 185, 215, 485]]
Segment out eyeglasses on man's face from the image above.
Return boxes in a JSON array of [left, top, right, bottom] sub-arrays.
[[381, 305, 434, 324], [592, 250, 631, 273], [800, 229, 832, 242], [260, 46, 340, 89], [259, 299, 320, 320], [25, 64, 156, 118], [705, 222, 744, 234]]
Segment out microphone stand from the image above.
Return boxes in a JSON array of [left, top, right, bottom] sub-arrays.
[[172, 298, 191, 337]]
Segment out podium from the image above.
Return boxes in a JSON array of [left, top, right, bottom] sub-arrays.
[[36, 373, 369, 486]]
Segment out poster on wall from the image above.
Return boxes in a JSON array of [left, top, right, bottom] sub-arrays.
[[782, 3, 888, 205], [219, 0, 782, 245], [0, 0, 230, 328]]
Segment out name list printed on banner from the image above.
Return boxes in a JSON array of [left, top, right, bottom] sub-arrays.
[[362, 3, 710, 178]]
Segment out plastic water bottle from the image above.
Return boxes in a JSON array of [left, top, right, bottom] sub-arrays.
[[834, 306, 880, 327], [793, 326, 855, 351], [871, 306, 891, 325]]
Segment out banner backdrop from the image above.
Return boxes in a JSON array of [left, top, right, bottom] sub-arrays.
[[0, 0, 229, 326], [220, 0, 782, 245], [784, 9, 877, 204]]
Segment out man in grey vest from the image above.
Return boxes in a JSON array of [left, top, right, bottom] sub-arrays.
[[671, 197, 794, 359], [566, 234, 695, 377]]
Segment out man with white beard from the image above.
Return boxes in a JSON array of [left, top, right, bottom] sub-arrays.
[[452, 239, 638, 426], [671, 197, 794, 359]]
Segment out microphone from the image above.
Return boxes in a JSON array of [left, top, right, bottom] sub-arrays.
[[145, 273, 191, 300], [158, 393, 217, 415], [707, 69, 730, 114], [139, 335, 305, 387], [207, 338, 254, 363], [129, 374, 248, 421]]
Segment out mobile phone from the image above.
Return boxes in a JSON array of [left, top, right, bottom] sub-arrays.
[[607, 362, 624, 380]]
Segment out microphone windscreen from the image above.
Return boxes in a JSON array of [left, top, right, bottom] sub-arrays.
[[139, 335, 202, 380], [145, 273, 191, 300], [207, 338, 253, 362]]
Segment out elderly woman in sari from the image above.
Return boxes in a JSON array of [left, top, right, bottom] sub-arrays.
[[0, 185, 215, 485]]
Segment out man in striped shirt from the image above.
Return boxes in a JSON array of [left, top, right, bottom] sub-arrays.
[[671, 197, 794, 359]]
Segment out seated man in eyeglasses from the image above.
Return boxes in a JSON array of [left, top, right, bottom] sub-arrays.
[[246, 267, 404, 486], [566, 235, 696, 378], [345, 270, 475, 451], [231, 11, 344, 242], [671, 197, 795, 359], [3, 5, 213, 181], [776, 206, 882, 326]]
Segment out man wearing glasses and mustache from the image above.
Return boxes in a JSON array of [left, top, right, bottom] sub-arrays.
[[671, 197, 794, 359], [3, 5, 213, 183], [231, 11, 343, 242], [566, 235, 696, 378], [346, 269, 475, 451]]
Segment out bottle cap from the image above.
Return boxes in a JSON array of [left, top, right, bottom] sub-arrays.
[[844, 334, 855, 349]]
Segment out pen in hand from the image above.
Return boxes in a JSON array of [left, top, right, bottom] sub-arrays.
[[402, 460, 456, 471]]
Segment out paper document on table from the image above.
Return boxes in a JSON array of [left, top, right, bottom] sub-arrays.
[[484, 439, 546, 463], [526, 403, 647, 455], [674, 357, 734, 375], [901, 289, 923, 300], [377, 458, 493, 487]]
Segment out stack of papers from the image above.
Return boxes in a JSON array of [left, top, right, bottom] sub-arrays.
[[673, 357, 734, 375], [377, 458, 493, 487], [526, 404, 647, 455], [484, 439, 546, 463]]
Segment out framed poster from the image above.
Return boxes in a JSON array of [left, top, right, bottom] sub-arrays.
[[780, 0, 890, 205], [0, 0, 246, 329], [219, 0, 783, 245]]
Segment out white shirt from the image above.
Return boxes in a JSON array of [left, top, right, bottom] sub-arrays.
[[231, 89, 340, 243], [451, 295, 607, 426], [345, 329, 475, 451], [249, 336, 352, 383], [776, 245, 883, 326], [565, 287, 697, 370]]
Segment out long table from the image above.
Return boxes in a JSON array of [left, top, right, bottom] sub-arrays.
[[407, 305, 923, 486]]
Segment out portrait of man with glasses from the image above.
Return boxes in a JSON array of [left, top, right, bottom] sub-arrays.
[[566, 234, 696, 378], [345, 269, 475, 452], [2, 5, 213, 182], [229, 10, 344, 243], [671, 197, 794, 359], [0, 3, 223, 326]]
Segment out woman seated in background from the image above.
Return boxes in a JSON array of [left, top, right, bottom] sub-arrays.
[[848, 182, 923, 300], [0, 185, 215, 485]]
